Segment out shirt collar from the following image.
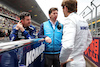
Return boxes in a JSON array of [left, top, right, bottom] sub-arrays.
[[50, 20, 57, 25]]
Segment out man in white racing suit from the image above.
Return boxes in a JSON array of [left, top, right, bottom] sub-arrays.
[[59, 0, 92, 67]]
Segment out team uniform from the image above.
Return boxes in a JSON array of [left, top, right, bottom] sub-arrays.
[[10, 24, 36, 41], [60, 13, 92, 67]]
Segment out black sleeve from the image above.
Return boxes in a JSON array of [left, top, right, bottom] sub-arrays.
[[38, 23, 47, 38]]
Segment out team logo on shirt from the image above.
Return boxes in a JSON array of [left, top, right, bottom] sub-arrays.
[[80, 26, 88, 30]]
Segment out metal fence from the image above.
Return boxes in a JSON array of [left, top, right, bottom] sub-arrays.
[[79, 0, 100, 37]]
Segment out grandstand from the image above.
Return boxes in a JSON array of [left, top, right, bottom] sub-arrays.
[[88, 15, 100, 37], [0, 0, 48, 41]]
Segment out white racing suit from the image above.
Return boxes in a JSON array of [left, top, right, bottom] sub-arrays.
[[59, 13, 92, 67]]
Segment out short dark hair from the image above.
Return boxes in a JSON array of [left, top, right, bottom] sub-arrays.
[[19, 12, 31, 20], [61, 0, 77, 13], [49, 8, 58, 14]]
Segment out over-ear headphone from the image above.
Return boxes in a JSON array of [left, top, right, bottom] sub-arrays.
[[57, 22, 62, 30]]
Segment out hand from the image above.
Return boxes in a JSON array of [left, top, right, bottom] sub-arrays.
[[45, 36, 52, 43], [60, 59, 73, 67], [16, 21, 25, 32]]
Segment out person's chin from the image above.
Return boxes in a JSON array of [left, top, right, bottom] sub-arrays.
[[64, 15, 67, 17]]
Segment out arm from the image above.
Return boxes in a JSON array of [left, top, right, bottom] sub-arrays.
[[9, 25, 18, 41], [87, 29, 92, 44], [9, 22, 25, 41], [38, 24, 47, 38], [60, 59, 73, 67], [59, 19, 76, 63], [30, 26, 36, 38], [16, 22, 33, 39], [38, 23, 51, 43], [22, 26, 36, 39], [86, 29, 92, 48], [22, 30, 32, 39]]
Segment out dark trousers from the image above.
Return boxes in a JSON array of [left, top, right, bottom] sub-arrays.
[[44, 54, 60, 67]]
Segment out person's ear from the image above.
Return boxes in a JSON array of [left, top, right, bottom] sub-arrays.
[[49, 14, 51, 18]]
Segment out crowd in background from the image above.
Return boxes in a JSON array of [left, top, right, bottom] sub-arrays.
[[0, 7, 19, 41], [0, 6, 40, 40]]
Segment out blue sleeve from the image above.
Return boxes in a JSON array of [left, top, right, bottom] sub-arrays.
[[38, 23, 47, 38], [22, 26, 36, 39], [30, 26, 36, 38], [9, 25, 36, 41], [9, 25, 18, 41], [22, 30, 32, 39]]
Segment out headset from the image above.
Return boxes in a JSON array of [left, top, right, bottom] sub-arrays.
[[57, 22, 62, 30]]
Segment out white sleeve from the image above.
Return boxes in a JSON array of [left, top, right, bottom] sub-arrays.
[[59, 19, 76, 63], [86, 29, 92, 48]]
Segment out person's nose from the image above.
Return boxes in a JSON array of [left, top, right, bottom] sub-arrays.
[[29, 20, 31, 22], [55, 13, 58, 16]]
